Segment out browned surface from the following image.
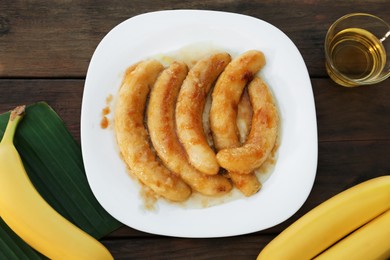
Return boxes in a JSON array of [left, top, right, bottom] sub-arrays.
[[0, 1, 389, 259]]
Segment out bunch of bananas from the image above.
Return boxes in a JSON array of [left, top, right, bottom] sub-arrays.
[[0, 106, 113, 259], [257, 175, 390, 259]]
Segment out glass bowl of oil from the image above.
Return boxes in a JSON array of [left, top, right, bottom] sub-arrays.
[[325, 13, 389, 87]]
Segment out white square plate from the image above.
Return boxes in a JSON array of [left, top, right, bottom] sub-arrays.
[[81, 10, 318, 238]]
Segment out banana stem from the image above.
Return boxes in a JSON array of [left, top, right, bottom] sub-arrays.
[[0, 105, 25, 145]]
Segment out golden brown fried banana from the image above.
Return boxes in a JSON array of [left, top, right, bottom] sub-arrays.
[[209, 50, 265, 196], [216, 77, 279, 174], [115, 60, 191, 202], [229, 87, 262, 196], [228, 88, 262, 196], [210, 50, 266, 150], [229, 172, 262, 197], [147, 61, 232, 196], [176, 52, 231, 175]]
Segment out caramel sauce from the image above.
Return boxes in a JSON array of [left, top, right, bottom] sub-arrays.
[[100, 116, 109, 129], [102, 106, 110, 115], [140, 185, 158, 211], [106, 94, 113, 103], [100, 94, 113, 129]]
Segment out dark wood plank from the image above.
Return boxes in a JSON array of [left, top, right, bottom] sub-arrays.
[[101, 235, 271, 260], [0, 0, 388, 77], [0, 79, 83, 141], [314, 78, 390, 141]]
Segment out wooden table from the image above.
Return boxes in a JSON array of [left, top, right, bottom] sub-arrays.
[[1, 1, 389, 259]]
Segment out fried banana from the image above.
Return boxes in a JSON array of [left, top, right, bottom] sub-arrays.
[[175, 52, 231, 175], [231, 88, 261, 196], [209, 50, 265, 196], [210, 50, 266, 150], [115, 60, 191, 202], [229, 172, 262, 197], [216, 77, 279, 174]]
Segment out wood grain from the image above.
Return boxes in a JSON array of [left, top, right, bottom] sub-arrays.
[[0, 79, 83, 141], [314, 78, 390, 141], [101, 235, 273, 260], [1, 1, 389, 259], [0, 0, 389, 77]]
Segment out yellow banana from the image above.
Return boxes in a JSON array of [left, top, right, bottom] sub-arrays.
[[0, 106, 113, 260], [315, 209, 390, 260], [257, 175, 390, 260]]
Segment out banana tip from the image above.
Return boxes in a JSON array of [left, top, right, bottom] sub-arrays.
[[10, 105, 26, 121]]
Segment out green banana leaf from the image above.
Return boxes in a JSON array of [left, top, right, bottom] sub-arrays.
[[0, 102, 122, 259]]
